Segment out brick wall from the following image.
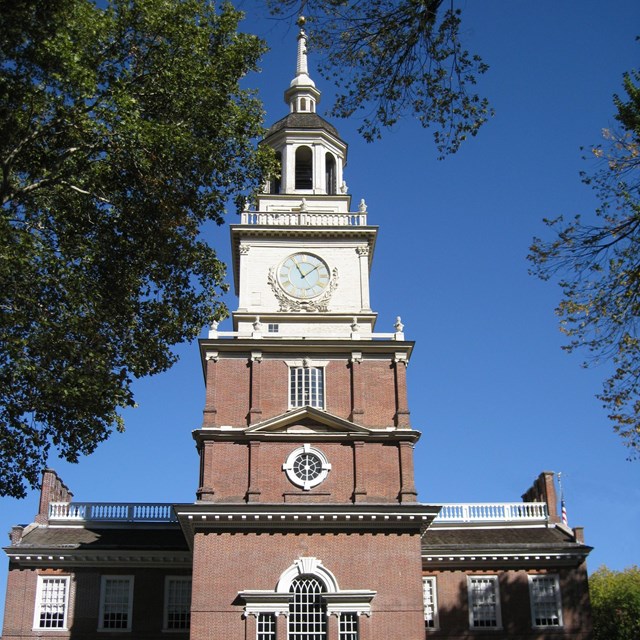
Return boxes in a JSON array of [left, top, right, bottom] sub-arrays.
[[191, 530, 425, 640], [422, 565, 592, 639], [198, 438, 410, 503], [202, 351, 410, 430], [2, 565, 191, 639]]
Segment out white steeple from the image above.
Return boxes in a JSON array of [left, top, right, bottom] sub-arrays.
[[284, 18, 320, 114], [228, 21, 377, 341]]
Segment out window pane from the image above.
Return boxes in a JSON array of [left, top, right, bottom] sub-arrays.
[[339, 612, 358, 640], [257, 613, 276, 640], [290, 367, 324, 409], [423, 577, 438, 628], [101, 577, 132, 630], [289, 576, 326, 640], [166, 578, 191, 630], [530, 576, 562, 627], [469, 577, 499, 628], [36, 577, 68, 629]]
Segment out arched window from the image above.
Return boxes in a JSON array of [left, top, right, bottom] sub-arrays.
[[295, 146, 313, 190], [270, 151, 282, 194], [289, 576, 327, 640], [325, 153, 336, 195]]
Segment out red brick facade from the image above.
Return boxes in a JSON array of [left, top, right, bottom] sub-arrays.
[[190, 532, 424, 640], [200, 348, 412, 430]]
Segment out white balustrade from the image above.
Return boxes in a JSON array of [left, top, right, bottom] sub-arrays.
[[49, 502, 177, 522], [240, 211, 368, 226], [49, 501, 547, 524], [435, 502, 548, 523]]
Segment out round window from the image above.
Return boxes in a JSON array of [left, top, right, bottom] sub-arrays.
[[283, 445, 331, 490]]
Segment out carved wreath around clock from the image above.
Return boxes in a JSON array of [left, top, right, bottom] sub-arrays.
[[269, 252, 339, 312]]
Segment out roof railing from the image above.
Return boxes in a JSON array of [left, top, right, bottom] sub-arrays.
[[240, 211, 368, 226], [434, 502, 548, 523], [48, 501, 548, 524], [49, 502, 177, 523]]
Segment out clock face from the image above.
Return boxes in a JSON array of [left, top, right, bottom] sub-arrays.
[[278, 253, 330, 299]]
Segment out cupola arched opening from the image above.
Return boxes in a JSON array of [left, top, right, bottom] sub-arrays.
[[325, 153, 336, 195], [295, 146, 313, 190], [270, 151, 282, 194]]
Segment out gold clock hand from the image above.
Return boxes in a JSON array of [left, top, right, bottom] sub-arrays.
[[291, 256, 305, 276]]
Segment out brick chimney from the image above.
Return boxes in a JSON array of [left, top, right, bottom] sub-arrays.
[[35, 469, 73, 524], [521, 471, 559, 523]]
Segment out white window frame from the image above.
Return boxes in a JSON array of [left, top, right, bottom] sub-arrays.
[[98, 575, 134, 632], [286, 360, 328, 410], [163, 576, 191, 632], [339, 611, 359, 640], [283, 444, 332, 490], [468, 576, 502, 630], [528, 574, 563, 628], [423, 576, 439, 629], [33, 575, 70, 630], [256, 612, 277, 640]]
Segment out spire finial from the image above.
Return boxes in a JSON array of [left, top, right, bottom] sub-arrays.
[[296, 16, 309, 78], [285, 12, 319, 111]]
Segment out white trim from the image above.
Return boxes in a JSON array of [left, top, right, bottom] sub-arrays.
[[33, 575, 70, 631], [282, 444, 332, 490], [284, 360, 330, 368], [163, 576, 191, 632], [276, 557, 339, 593], [422, 576, 438, 629], [98, 575, 134, 632], [528, 574, 563, 628], [467, 575, 502, 630]]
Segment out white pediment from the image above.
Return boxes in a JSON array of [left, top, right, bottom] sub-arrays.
[[245, 406, 373, 435]]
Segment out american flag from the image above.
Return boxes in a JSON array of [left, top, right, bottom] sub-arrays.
[[561, 498, 568, 526]]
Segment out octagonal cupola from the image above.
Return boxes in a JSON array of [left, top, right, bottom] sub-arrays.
[[260, 20, 348, 202]]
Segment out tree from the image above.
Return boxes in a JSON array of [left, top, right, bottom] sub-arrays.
[[590, 565, 640, 640], [0, 0, 272, 498], [529, 65, 640, 458], [269, 0, 492, 156]]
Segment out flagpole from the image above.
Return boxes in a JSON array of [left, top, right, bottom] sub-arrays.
[[557, 472, 568, 526]]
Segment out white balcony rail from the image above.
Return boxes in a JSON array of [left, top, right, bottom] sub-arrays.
[[208, 330, 404, 341], [435, 502, 548, 523], [49, 502, 177, 523], [48, 501, 547, 524], [240, 211, 367, 226]]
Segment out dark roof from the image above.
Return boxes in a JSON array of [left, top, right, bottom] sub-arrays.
[[422, 525, 581, 551], [264, 112, 341, 140], [14, 525, 188, 551]]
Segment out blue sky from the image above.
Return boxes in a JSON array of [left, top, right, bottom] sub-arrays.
[[2, 0, 640, 628]]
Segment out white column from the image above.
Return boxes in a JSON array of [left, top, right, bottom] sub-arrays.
[[284, 144, 295, 193], [357, 245, 371, 311], [238, 244, 250, 310], [314, 143, 324, 194]]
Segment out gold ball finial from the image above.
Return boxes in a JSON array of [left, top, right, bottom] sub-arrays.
[[297, 15, 306, 27]]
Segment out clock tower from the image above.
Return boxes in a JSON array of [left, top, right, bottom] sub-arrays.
[[175, 23, 438, 640]]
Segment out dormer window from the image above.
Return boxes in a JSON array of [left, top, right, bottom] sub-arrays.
[[295, 146, 313, 190]]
